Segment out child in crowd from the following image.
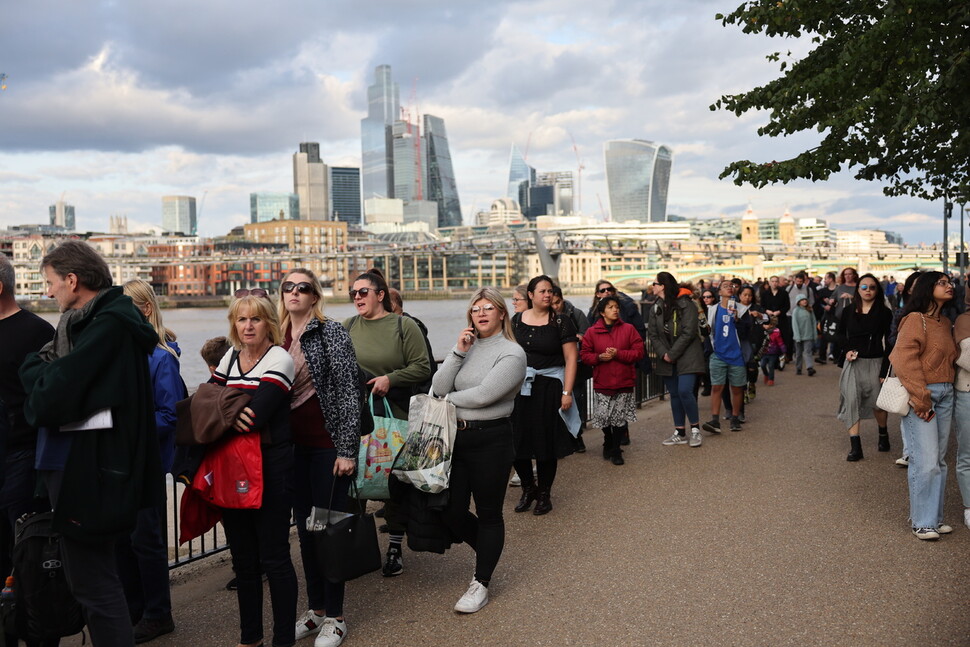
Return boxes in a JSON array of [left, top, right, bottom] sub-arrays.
[[792, 296, 818, 376], [760, 317, 785, 386], [200, 336, 231, 375]]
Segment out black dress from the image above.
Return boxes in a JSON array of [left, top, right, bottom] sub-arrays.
[[511, 312, 578, 460]]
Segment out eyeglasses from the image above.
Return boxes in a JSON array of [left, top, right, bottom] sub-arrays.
[[597, 286, 616, 294], [349, 287, 375, 299], [858, 284, 876, 291], [702, 294, 715, 299], [282, 281, 314, 295], [234, 288, 269, 298], [652, 282, 661, 286], [470, 304, 497, 314], [936, 279, 954, 287], [511, 297, 526, 303]]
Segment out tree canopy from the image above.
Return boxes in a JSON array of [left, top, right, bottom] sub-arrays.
[[712, 0, 970, 204]]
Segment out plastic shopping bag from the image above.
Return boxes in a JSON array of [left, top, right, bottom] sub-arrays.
[[354, 395, 408, 500], [391, 394, 457, 493]]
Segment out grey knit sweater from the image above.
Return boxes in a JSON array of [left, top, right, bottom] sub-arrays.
[[431, 333, 526, 420]]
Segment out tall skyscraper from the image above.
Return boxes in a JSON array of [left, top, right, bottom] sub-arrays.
[[330, 167, 362, 225], [250, 192, 300, 223], [507, 144, 535, 203], [423, 114, 462, 228], [49, 200, 76, 230], [161, 195, 197, 234], [361, 65, 400, 206], [536, 171, 573, 217], [293, 142, 329, 220], [391, 119, 422, 203], [604, 140, 673, 223]]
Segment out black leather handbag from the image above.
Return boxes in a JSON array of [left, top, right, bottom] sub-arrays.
[[312, 481, 381, 584]]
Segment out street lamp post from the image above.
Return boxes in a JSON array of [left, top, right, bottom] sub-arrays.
[[944, 201, 953, 274]]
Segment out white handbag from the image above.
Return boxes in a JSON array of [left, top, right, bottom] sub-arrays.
[[876, 365, 911, 416]]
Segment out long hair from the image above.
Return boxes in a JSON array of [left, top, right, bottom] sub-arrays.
[[122, 279, 177, 358], [896, 271, 922, 308], [353, 268, 393, 313], [852, 273, 888, 315], [466, 286, 515, 341], [903, 271, 947, 318], [656, 271, 679, 317], [590, 279, 613, 311], [278, 267, 325, 333], [839, 267, 858, 285], [228, 294, 284, 349], [526, 274, 555, 309]]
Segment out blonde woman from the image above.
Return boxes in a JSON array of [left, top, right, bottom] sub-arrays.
[[433, 287, 527, 613], [118, 280, 184, 641]]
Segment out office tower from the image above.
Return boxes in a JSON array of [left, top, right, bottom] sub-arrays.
[[536, 171, 573, 217], [604, 140, 673, 222], [361, 65, 400, 206], [49, 200, 76, 230], [507, 144, 535, 203], [293, 142, 329, 220], [423, 114, 462, 228], [250, 192, 299, 223], [161, 195, 197, 234], [524, 184, 555, 221], [391, 119, 422, 203], [330, 167, 362, 225]]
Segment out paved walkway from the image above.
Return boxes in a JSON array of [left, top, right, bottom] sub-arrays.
[[153, 362, 970, 647]]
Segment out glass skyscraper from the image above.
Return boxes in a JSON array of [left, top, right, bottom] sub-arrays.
[[423, 114, 462, 228], [604, 140, 673, 223], [49, 201, 75, 230], [507, 144, 535, 202], [250, 192, 299, 223], [330, 167, 362, 225], [161, 195, 197, 234], [361, 65, 399, 205], [391, 119, 422, 203]]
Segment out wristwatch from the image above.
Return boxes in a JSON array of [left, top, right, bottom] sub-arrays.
[[562, 390, 572, 396]]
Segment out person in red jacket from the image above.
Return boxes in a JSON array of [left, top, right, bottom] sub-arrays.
[[580, 296, 645, 465]]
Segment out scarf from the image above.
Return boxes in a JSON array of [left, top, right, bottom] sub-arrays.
[[286, 320, 315, 410], [36, 289, 110, 363]]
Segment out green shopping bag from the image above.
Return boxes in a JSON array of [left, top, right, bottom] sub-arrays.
[[354, 394, 408, 499]]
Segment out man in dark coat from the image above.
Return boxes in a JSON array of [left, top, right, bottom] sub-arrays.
[[19, 241, 162, 647]]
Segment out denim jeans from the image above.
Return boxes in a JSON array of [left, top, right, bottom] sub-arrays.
[[760, 355, 779, 381], [900, 383, 954, 528], [662, 372, 699, 428], [952, 390, 970, 508]]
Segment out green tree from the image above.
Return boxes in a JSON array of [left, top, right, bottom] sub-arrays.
[[711, 0, 969, 203]]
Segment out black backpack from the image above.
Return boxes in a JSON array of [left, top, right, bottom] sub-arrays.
[[10, 512, 85, 642]]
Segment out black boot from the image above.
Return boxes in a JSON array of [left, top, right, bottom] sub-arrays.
[[878, 427, 890, 452], [847, 435, 863, 462], [514, 485, 537, 513], [611, 448, 625, 466], [533, 488, 552, 515], [602, 427, 613, 460], [574, 433, 586, 453], [618, 424, 630, 446]]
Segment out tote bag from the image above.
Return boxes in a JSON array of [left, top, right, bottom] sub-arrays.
[[354, 394, 408, 500], [311, 482, 381, 584], [391, 393, 457, 494], [191, 431, 263, 509]]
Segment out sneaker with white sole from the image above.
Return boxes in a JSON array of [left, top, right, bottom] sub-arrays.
[[296, 609, 326, 640], [688, 428, 702, 447], [937, 524, 953, 535], [912, 527, 940, 540], [454, 579, 489, 613], [895, 455, 909, 467], [965, 509, 970, 530], [509, 472, 521, 487], [662, 432, 688, 446], [701, 418, 722, 434], [314, 617, 347, 647]]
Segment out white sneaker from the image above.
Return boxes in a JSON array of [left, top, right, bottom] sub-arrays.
[[937, 524, 953, 535], [454, 579, 489, 613], [688, 427, 702, 447], [295, 609, 326, 640], [509, 472, 521, 487], [964, 509, 970, 530], [895, 455, 909, 467], [314, 617, 347, 647]]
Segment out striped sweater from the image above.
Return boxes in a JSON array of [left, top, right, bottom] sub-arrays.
[[212, 345, 295, 445]]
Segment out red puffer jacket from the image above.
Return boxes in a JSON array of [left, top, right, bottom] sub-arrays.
[[580, 318, 645, 393]]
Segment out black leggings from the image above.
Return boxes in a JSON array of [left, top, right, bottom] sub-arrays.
[[513, 459, 557, 491], [442, 424, 514, 583]]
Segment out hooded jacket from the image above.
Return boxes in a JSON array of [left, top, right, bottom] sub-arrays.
[[20, 287, 163, 542], [646, 289, 707, 376]]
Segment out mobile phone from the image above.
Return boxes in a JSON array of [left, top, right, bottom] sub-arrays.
[[926, 410, 936, 422]]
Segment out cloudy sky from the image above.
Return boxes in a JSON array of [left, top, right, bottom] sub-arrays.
[[0, 0, 946, 243]]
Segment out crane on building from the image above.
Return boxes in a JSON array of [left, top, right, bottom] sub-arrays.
[[567, 131, 584, 215]]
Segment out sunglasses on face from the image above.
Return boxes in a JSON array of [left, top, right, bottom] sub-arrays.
[[652, 282, 661, 286], [597, 286, 616, 294], [349, 287, 376, 299], [470, 304, 497, 314], [234, 288, 269, 298], [858, 284, 877, 291], [282, 281, 314, 295]]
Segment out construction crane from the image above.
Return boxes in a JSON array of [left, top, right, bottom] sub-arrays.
[[567, 131, 584, 214], [0, 73, 7, 91]]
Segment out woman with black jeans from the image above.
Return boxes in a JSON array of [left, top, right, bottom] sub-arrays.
[[279, 269, 361, 647], [433, 287, 527, 613]]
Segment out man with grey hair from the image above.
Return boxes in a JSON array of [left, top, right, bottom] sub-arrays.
[[0, 254, 55, 647], [19, 240, 162, 646]]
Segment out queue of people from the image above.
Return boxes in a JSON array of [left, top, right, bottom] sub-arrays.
[[4, 241, 970, 647]]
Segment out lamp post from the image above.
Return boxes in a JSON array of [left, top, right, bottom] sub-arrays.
[[944, 201, 953, 274], [962, 202, 967, 283]]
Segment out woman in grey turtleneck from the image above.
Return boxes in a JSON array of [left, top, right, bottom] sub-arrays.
[[432, 286, 526, 615]]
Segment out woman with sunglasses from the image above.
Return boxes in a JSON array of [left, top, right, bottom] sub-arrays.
[[432, 287, 526, 613], [212, 289, 297, 647], [890, 272, 957, 540], [343, 269, 431, 576], [835, 273, 892, 462], [697, 288, 717, 397], [279, 270, 362, 647], [511, 274, 579, 515]]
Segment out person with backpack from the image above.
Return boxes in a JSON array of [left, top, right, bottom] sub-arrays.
[[343, 270, 431, 577], [389, 288, 438, 395]]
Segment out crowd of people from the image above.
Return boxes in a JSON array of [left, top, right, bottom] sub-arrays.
[[2, 240, 969, 647]]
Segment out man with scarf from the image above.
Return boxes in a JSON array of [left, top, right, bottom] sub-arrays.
[[19, 241, 162, 647]]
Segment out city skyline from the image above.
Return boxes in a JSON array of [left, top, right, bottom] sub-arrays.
[[0, 1, 948, 244]]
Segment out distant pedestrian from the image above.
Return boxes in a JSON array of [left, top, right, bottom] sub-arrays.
[[511, 284, 528, 314], [759, 317, 784, 385], [890, 272, 957, 540], [702, 280, 747, 433], [792, 295, 817, 376]]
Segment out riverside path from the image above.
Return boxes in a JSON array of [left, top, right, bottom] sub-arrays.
[[149, 361, 969, 647]]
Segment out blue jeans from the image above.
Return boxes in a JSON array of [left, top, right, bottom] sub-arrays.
[[900, 383, 954, 528], [662, 372, 699, 429], [952, 390, 970, 508], [760, 355, 779, 381]]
